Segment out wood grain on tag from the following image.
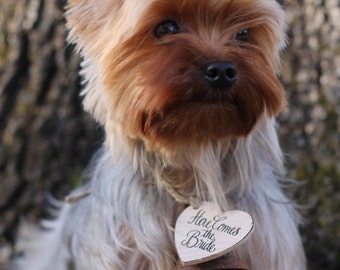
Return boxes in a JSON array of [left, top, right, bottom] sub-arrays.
[[175, 202, 254, 266]]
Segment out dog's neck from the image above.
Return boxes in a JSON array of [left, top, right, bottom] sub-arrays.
[[104, 116, 284, 210]]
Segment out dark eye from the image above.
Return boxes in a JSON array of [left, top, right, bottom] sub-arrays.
[[154, 20, 181, 39], [234, 29, 250, 42]]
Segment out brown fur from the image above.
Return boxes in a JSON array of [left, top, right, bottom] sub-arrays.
[[99, 0, 286, 153], [12, 1, 306, 269]]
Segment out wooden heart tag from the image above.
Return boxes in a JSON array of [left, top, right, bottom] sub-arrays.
[[175, 202, 254, 266]]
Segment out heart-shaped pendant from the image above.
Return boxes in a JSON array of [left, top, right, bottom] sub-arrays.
[[175, 202, 254, 266]]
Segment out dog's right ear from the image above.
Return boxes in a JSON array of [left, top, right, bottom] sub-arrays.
[[65, 0, 123, 56], [65, 0, 123, 123]]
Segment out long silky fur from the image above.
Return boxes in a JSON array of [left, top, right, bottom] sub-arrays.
[[12, 0, 306, 269], [13, 118, 305, 270]]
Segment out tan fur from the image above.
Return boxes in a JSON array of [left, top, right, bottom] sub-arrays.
[[13, 1, 306, 269]]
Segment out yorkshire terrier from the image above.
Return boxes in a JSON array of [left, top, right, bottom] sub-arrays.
[[13, 0, 306, 269]]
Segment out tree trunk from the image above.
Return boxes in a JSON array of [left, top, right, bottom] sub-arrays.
[[0, 0, 99, 264]]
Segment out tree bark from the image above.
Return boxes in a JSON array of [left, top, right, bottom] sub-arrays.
[[0, 0, 99, 264]]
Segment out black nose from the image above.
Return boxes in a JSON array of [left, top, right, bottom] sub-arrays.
[[204, 61, 237, 89]]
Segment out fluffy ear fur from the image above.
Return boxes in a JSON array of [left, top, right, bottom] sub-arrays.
[[65, 0, 123, 57], [65, 0, 122, 123], [65, 0, 154, 123]]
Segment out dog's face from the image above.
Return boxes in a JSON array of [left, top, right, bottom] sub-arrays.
[[66, 0, 287, 153]]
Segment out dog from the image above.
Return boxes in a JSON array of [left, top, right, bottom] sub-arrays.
[[13, 0, 306, 269]]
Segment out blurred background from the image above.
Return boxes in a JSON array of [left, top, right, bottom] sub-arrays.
[[0, 0, 339, 269]]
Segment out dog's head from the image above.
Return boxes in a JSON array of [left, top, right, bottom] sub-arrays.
[[66, 0, 287, 153]]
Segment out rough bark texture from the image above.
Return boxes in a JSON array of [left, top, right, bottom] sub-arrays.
[[280, 1, 340, 269], [0, 0, 339, 269], [0, 0, 99, 265]]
